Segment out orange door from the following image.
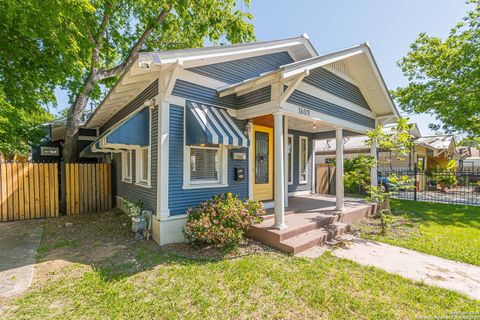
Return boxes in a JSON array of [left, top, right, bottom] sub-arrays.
[[252, 125, 274, 201]]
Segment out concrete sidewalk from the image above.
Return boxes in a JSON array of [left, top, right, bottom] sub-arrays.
[[0, 220, 43, 298], [301, 238, 480, 300]]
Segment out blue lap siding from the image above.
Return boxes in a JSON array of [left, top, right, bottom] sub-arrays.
[[168, 105, 249, 215], [187, 51, 293, 84], [112, 107, 158, 212]]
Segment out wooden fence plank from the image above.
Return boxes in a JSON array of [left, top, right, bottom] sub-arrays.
[[79, 164, 84, 214], [83, 163, 88, 213], [28, 163, 35, 219], [0, 163, 7, 222], [44, 163, 50, 218], [12, 163, 19, 221], [33, 163, 40, 218], [6, 163, 13, 221], [23, 163, 30, 220], [100, 163, 105, 211], [92, 164, 97, 212], [74, 163, 80, 214], [54, 163, 59, 217], [40, 163, 46, 218], [18, 162, 25, 220], [48, 163, 55, 217]]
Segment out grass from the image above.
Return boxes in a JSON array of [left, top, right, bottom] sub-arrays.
[[1, 210, 479, 319], [357, 199, 480, 266]]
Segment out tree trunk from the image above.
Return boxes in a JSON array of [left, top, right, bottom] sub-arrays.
[[63, 74, 96, 162]]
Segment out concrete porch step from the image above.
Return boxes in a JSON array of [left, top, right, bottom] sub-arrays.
[[279, 222, 349, 254]]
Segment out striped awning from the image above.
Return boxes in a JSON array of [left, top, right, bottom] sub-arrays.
[[186, 101, 248, 148]]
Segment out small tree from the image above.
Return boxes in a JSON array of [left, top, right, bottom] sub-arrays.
[[343, 155, 376, 194], [363, 118, 415, 234]]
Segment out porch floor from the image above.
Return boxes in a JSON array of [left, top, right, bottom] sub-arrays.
[[249, 194, 375, 254]]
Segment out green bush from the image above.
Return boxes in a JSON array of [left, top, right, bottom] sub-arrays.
[[343, 155, 376, 194], [184, 193, 264, 247]]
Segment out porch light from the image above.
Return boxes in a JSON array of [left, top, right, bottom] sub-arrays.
[[312, 123, 317, 130]]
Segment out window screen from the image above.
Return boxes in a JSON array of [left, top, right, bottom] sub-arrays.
[[140, 148, 149, 181], [190, 147, 219, 182]]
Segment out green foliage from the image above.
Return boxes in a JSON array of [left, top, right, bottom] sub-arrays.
[[392, 0, 480, 137], [122, 199, 144, 217], [184, 193, 263, 247], [365, 118, 415, 167], [365, 118, 416, 233], [343, 155, 375, 194], [366, 174, 414, 234], [0, 89, 52, 158], [432, 160, 458, 188], [1, 0, 255, 109]]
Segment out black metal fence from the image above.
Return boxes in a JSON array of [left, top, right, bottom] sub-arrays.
[[378, 168, 480, 206]]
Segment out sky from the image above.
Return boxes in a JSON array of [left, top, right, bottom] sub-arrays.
[[248, 0, 471, 136], [55, 0, 471, 136]]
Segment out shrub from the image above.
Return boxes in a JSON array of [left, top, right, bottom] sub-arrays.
[[343, 155, 376, 194], [184, 193, 264, 247]]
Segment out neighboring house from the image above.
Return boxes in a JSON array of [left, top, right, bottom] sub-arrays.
[[315, 126, 458, 171], [31, 112, 100, 162], [457, 146, 480, 170], [78, 34, 399, 245], [415, 135, 458, 170], [315, 123, 422, 168]]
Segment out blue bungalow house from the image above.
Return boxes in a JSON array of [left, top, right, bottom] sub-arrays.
[[80, 34, 399, 245]]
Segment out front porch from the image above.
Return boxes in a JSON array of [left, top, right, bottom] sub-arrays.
[[248, 194, 376, 254]]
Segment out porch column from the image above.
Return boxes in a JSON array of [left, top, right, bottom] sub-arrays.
[[284, 116, 289, 207], [370, 138, 378, 188], [335, 128, 344, 211], [273, 112, 286, 229]]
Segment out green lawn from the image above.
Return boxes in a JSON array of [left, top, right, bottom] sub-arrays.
[[358, 199, 480, 266], [2, 211, 479, 319]]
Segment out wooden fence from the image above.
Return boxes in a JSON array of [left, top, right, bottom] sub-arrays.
[[0, 162, 59, 222], [0, 161, 112, 222], [316, 164, 336, 195], [65, 163, 112, 215]]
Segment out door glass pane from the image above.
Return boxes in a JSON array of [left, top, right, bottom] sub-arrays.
[[255, 131, 269, 184], [288, 136, 293, 183], [300, 138, 307, 182], [190, 148, 218, 181]]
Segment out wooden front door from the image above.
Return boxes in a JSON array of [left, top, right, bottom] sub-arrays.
[[252, 125, 274, 201]]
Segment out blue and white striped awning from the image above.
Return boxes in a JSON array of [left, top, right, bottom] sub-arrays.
[[186, 101, 249, 148]]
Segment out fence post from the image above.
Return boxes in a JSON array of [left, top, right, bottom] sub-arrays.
[[60, 162, 67, 215], [413, 164, 418, 202]]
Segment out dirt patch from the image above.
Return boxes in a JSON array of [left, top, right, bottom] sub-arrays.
[[30, 210, 277, 288], [350, 214, 421, 240]]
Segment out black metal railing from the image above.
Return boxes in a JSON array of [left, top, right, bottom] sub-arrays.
[[378, 168, 480, 206]]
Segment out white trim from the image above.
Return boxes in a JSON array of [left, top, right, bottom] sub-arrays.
[[298, 135, 308, 184], [281, 101, 370, 133], [247, 121, 254, 200], [121, 150, 133, 183], [287, 134, 294, 185], [295, 81, 375, 118], [182, 145, 228, 190], [135, 146, 151, 187], [157, 97, 170, 217]]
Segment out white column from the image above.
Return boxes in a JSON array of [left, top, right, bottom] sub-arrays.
[[335, 128, 344, 211], [284, 116, 289, 207], [247, 120, 254, 200], [311, 139, 316, 194], [273, 112, 286, 229], [370, 139, 378, 188], [157, 101, 170, 218]]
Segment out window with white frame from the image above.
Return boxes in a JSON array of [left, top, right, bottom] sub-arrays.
[[287, 134, 293, 185], [299, 136, 308, 184], [136, 147, 151, 186], [184, 145, 228, 188], [121, 151, 132, 182]]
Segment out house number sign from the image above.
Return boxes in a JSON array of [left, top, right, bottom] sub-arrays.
[[298, 106, 311, 116]]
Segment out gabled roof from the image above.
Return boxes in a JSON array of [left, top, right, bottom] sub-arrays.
[[85, 35, 316, 128], [415, 135, 456, 151], [218, 43, 400, 119]]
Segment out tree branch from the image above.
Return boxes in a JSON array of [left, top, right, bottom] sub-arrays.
[[91, 2, 114, 71], [96, 4, 172, 81]]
